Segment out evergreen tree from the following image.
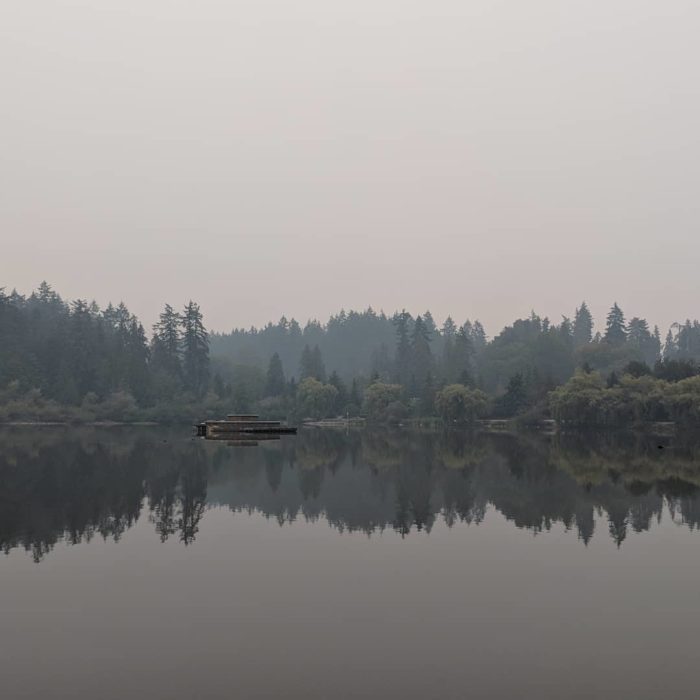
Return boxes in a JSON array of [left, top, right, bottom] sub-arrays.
[[452, 327, 475, 386], [422, 311, 437, 339], [393, 310, 412, 386], [370, 343, 393, 381], [37, 281, 57, 304], [442, 317, 456, 339], [180, 301, 209, 396], [573, 302, 593, 347], [627, 317, 659, 365], [265, 352, 286, 396], [664, 328, 676, 359], [627, 317, 649, 346], [299, 345, 314, 380], [496, 373, 529, 417], [299, 344, 326, 381], [604, 303, 627, 345], [470, 321, 487, 354], [559, 316, 573, 343], [126, 319, 150, 402], [152, 304, 182, 379], [410, 315, 433, 394], [66, 299, 99, 402], [311, 345, 326, 383], [652, 326, 662, 361], [669, 320, 700, 360], [441, 317, 456, 382]]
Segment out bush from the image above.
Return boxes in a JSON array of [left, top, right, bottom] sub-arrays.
[[94, 391, 139, 422], [296, 378, 338, 420], [363, 383, 405, 422], [549, 371, 700, 426], [435, 384, 488, 423]]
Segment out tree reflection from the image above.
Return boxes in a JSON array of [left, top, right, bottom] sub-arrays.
[[2, 426, 700, 560]]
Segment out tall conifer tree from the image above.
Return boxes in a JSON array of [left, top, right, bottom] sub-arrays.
[[265, 353, 286, 396], [604, 303, 627, 345], [181, 301, 209, 396], [573, 302, 593, 347]]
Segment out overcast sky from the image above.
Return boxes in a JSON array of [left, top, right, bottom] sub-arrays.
[[1, 1, 698, 336]]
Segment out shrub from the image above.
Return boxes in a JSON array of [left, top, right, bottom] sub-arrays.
[[435, 384, 488, 423]]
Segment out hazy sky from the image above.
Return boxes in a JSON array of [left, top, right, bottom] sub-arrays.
[[2, 1, 699, 336]]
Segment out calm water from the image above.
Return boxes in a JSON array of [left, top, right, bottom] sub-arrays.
[[2, 427, 700, 699]]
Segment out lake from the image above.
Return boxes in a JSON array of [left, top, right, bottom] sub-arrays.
[[2, 426, 700, 699]]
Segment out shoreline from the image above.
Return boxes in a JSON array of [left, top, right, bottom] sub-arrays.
[[0, 420, 163, 427], [0, 419, 681, 435]]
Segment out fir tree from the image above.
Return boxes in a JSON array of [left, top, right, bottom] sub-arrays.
[[152, 304, 182, 379], [664, 328, 676, 359], [299, 344, 326, 381], [627, 317, 659, 365], [126, 319, 150, 402], [573, 302, 593, 347], [652, 326, 662, 361], [299, 345, 313, 380], [181, 301, 209, 396], [496, 373, 529, 417], [604, 303, 627, 345], [393, 310, 412, 386], [370, 343, 393, 381], [265, 353, 286, 396], [311, 345, 326, 382], [470, 321, 487, 354], [452, 327, 475, 386], [627, 317, 650, 346], [441, 316, 457, 382], [410, 315, 433, 394]]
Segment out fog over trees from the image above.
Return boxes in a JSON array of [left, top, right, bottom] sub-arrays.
[[1, 283, 699, 424]]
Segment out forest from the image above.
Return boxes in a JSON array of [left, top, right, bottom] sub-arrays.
[[1, 282, 699, 425]]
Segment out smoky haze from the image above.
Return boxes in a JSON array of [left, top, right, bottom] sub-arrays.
[[1, 0, 698, 334]]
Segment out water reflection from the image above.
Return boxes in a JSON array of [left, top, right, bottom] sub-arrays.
[[2, 427, 700, 561]]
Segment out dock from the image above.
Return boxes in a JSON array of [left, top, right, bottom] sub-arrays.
[[196, 414, 297, 439]]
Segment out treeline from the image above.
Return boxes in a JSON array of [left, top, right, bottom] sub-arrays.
[[1, 283, 700, 424], [212, 300, 700, 424], [0, 283, 213, 421]]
